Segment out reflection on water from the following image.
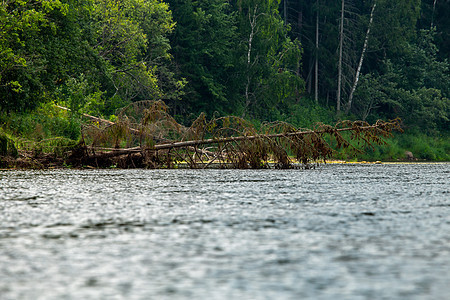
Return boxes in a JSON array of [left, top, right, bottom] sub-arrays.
[[0, 164, 449, 299]]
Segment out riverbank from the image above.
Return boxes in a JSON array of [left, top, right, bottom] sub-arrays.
[[2, 136, 448, 170], [1, 104, 448, 169], [2, 148, 447, 171], [3, 132, 449, 170], [2, 133, 448, 170]]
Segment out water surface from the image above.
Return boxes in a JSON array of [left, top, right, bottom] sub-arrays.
[[0, 163, 449, 299]]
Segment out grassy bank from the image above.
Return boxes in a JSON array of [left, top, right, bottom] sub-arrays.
[[333, 132, 450, 162], [0, 104, 81, 168]]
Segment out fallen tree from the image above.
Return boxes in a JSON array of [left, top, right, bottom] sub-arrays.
[[66, 100, 402, 169]]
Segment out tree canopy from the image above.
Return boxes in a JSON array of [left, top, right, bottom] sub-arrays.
[[1, 0, 448, 136]]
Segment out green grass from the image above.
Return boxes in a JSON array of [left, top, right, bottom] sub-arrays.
[[0, 103, 81, 143], [0, 103, 82, 160], [334, 132, 450, 162]]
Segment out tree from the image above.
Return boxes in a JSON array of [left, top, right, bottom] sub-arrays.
[[91, 0, 175, 109], [353, 29, 450, 133], [367, 0, 420, 66], [166, 0, 238, 118], [166, 0, 303, 121], [336, 0, 345, 113], [0, 0, 178, 116], [282, 0, 353, 109], [233, 0, 303, 120], [314, 0, 319, 104], [0, 0, 68, 111], [418, 0, 450, 61], [345, 1, 376, 114]]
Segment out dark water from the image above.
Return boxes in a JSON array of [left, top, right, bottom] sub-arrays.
[[0, 163, 449, 300]]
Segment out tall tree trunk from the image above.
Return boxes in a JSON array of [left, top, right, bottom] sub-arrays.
[[243, 5, 259, 117], [345, 2, 376, 114], [337, 0, 345, 113], [297, 9, 303, 100], [298, 9, 303, 43], [306, 63, 313, 94], [314, 0, 319, 104], [431, 0, 437, 28]]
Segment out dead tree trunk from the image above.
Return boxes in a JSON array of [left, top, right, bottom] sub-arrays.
[[68, 100, 402, 169], [82, 120, 401, 161]]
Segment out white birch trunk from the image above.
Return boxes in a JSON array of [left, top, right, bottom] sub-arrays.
[[345, 2, 376, 114], [431, 0, 437, 28], [243, 5, 259, 117]]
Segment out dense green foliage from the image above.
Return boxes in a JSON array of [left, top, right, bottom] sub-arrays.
[[1, 0, 176, 115], [1, 0, 449, 161]]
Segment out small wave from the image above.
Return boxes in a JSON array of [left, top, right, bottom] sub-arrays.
[[1, 196, 38, 201]]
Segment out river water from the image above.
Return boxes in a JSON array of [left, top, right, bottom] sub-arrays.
[[0, 163, 449, 300]]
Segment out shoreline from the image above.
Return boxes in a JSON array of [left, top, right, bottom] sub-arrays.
[[1, 154, 449, 171]]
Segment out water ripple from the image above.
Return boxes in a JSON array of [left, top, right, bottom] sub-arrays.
[[0, 164, 449, 299]]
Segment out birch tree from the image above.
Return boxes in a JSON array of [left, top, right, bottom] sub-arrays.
[[243, 5, 263, 115], [345, 1, 376, 114], [235, 0, 303, 119]]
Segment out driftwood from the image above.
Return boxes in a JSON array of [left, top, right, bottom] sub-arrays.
[[64, 101, 402, 169]]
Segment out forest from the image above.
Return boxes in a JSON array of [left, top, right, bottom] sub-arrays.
[[0, 0, 449, 163]]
